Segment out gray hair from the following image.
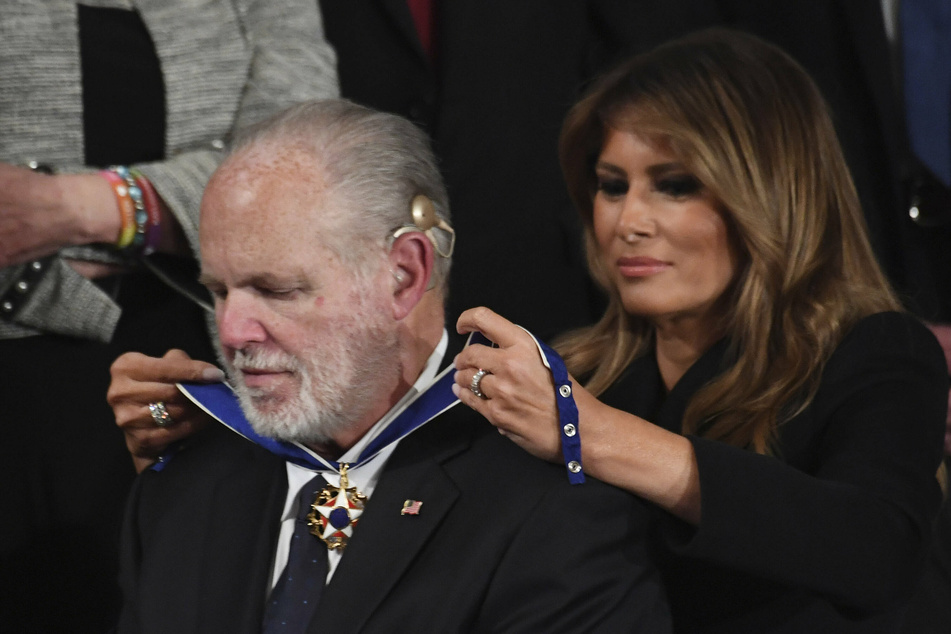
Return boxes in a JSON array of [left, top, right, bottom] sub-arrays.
[[229, 99, 452, 291]]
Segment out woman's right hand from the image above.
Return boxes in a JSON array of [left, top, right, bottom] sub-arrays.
[[107, 349, 224, 472]]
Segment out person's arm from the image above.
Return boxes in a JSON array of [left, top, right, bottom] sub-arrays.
[[452, 306, 702, 524], [0, 165, 121, 268], [455, 308, 947, 610], [670, 313, 946, 610]]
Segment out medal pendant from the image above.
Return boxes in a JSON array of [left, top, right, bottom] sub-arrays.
[[306, 463, 367, 551]]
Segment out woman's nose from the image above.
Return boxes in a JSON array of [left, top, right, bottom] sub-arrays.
[[616, 192, 655, 242]]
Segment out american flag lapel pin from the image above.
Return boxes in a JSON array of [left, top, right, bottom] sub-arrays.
[[401, 499, 423, 516]]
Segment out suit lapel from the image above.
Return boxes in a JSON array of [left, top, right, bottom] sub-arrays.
[[195, 445, 287, 632], [312, 408, 472, 632]]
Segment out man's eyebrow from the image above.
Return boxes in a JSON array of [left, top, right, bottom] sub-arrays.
[[245, 273, 310, 288], [198, 272, 311, 288]]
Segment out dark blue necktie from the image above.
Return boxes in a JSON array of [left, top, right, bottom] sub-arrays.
[[902, 0, 951, 187], [262, 474, 328, 632]]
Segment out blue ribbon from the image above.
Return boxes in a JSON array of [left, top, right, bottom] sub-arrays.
[[157, 330, 583, 484], [536, 339, 584, 484], [173, 366, 459, 473], [472, 328, 585, 485]]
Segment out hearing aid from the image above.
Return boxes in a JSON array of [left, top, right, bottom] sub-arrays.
[[391, 195, 456, 259]]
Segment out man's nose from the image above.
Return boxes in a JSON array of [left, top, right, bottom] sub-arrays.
[[216, 291, 268, 351]]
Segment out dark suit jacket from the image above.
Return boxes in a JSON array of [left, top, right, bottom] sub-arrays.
[[902, 457, 951, 634], [117, 400, 671, 632], [600, 312, 948, 633]]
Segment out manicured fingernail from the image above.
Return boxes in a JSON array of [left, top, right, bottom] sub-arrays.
[[451, 383, 461, 398], [203, 367, 226, 381]]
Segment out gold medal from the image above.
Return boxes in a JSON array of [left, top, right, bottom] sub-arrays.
[[306, 464, 367, 551]]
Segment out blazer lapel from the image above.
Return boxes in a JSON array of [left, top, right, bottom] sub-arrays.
[[658, 337, 732, 434], [599, 337, 732, 435], [312, 411, 471, 631]]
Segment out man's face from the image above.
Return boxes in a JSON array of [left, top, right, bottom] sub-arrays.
[[198, 145, 401, 446]]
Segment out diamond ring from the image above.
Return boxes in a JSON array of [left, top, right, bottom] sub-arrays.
[[148, 401, 174, 428], [469, 369, 489, 400]]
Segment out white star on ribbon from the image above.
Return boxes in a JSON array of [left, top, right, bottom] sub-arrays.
[[315, 486, 364, 539]]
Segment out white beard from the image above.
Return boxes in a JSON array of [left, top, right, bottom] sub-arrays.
[[222, 294, 400, 446]]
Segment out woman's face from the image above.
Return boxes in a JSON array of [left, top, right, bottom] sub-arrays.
[[592, 128, 739, 329]]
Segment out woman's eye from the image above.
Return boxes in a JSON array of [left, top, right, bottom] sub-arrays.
[[597, 178, 628, 198], [656, 174, 703, 198]]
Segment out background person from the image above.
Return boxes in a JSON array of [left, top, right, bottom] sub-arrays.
[[0, 1, 337, 630], [452, 30, 948, 632]]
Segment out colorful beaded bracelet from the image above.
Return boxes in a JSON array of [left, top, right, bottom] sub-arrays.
[[101, 166, 161, 255], [129, 168, 162, 255], [100, 169, 137, 250], [111, 166, 148, 251]]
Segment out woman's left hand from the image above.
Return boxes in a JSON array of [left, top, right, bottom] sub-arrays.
[[455, 309, 704, 523], [453, 307, 563, 463]]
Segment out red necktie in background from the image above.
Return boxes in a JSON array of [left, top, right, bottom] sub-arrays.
[[407, 0, 435, 60]]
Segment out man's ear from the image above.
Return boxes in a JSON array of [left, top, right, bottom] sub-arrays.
[[387, 231, 434, 320]]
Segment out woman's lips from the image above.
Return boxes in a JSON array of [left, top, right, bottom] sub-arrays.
[[616, 256, 670, 277]]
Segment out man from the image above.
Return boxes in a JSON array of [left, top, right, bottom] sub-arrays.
[[107, 100, 669, 632]]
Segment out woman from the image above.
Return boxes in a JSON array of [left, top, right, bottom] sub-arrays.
[[452, 30, 948, 632], [0, 1, 336, 630]]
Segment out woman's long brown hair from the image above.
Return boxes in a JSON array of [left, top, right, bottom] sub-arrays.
[[556, 30, 899, 454]]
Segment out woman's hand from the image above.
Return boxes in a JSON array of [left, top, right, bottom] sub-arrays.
[[454, 308, 703, 523], [453, 307, 563, 463], [107, 349, 224, 473], [0, 162, 120, 268]]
